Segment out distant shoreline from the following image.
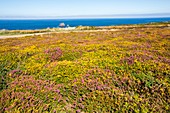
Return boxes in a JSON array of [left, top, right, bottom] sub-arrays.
[[0, 21, 169, 39]]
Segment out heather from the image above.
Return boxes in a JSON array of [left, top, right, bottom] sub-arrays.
[[0, 27, 170, 112]]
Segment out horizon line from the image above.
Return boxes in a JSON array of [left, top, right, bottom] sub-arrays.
[[1, 13, 170, 19]]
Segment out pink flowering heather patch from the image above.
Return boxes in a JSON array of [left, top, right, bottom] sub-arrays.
[[9, 69, 22, 78], [120, 55, 135, 65], [45, 47, 62, 61]]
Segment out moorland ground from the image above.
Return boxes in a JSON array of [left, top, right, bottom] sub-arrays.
[[0, 24, 170, 112]]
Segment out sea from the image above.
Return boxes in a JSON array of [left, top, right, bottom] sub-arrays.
[[0, 17, 170, 30]]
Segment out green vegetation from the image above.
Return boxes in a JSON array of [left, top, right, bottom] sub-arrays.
[[145, 21, 170, 25], [0, 29, 52, 36], [0, 26, 170, 112]]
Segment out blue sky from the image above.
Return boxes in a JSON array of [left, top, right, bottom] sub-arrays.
[[1, 0, 170, 18]]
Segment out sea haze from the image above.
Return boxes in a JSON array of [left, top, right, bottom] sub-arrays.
[[0, 17, 170, 30]]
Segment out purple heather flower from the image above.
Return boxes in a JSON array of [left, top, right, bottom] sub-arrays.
[[71, 105, 76, 109], [4, 108, 8, 111], [86, 74, 90, 77], [81, 79, 85, 84], [76, 109, 81, 113], [58, 95, 62, 102], [97, 86, 101, 90], [73, 79, 77, 83], [22, 97, 25, 101], [56, 89, 60, 93], [45, 49, 50, 54], [58, 98, 61, 102], [105, 69, 111, 73], [79, 104, 85, 109], [57, 84, 62, 88], [54, 97, 57, 101], [79, 98, 83, 102], [10, 69, 21, 75]]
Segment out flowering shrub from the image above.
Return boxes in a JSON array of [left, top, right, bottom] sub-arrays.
[[0, 27, 170, 112], [9, 69, 22, 78], [45, 47, 62, 61], [121, 55, 135, 65]]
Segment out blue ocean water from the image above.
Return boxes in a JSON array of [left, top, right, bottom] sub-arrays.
[[0, 17, 170, 30]]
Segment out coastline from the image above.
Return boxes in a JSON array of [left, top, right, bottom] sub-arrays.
[[0, 21, 170, 39]]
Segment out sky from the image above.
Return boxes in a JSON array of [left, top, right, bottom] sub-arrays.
[[0, 0, 170, 19]]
